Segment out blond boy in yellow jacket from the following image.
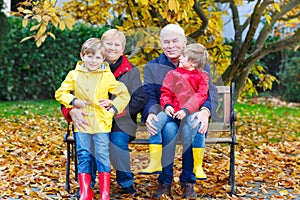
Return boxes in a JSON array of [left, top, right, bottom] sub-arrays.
[[55, 38, 130, 200]]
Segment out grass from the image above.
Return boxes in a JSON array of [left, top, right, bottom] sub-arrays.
[[0, 99, 61, 118], [1, 99, 299, 118], [1, 99, 299, 138], [236, 101, 300, 119]]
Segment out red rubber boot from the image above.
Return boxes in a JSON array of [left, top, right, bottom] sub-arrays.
[[78, 173, 94, 200], [98, 172, 110, 200]]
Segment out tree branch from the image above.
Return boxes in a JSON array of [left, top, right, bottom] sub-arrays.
[[188, 0, 208, 39], [227, 0, 272, 82], [240, 30, 300, 74], [229, 0, 242, 59], [253, 0, 300, 50]]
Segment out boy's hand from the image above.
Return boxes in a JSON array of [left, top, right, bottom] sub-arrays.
[[98, 99, 113, 110], [173, 110, 186, 120], [108, 107, 116, 114], [165, 106, 174, 117]]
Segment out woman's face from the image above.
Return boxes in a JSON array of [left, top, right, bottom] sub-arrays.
[[102, 37, 124, 63]]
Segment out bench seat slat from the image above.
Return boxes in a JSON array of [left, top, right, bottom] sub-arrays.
[[129, 137, 233, 145], [137, 122, 231, 132]]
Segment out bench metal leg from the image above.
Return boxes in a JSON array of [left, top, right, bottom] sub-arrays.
[[73, 142, 78, 181], [229, 142, 235, 195], [65, 141, 71, 192]]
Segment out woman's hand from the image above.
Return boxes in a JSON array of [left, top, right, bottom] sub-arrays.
[[190, 109, 210, 134], [145, 113, 158, 136], [70, 108, 89, 131], [73, 99, 90, 109]]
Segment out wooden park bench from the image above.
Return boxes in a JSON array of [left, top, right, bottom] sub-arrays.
[[63, 83, 237, 195]]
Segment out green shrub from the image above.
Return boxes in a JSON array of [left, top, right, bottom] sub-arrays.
[[0, 16, 108, 100], [279, 51, 300, 102], [0, 0, 9, 59]]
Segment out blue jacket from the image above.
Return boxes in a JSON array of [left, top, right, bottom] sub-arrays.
[[142, 53, 218, 121]]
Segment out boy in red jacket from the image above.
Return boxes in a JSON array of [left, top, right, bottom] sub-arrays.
[[140, 43, 209, 181]]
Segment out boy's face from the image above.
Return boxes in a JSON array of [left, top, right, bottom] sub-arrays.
[[178, 55, 196, 71], [81, 50, 104, 71]]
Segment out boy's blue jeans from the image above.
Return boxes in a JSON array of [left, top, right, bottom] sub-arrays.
[[75, 132, 110, 174], [153, 112, 206, 185], [150, 112, 205, 147], [80, 131, 134, 189]]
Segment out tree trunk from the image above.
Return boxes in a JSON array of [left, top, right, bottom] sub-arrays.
[[233, 67, 252, 101]]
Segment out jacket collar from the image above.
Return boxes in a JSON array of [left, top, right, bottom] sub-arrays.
[[75, 61, 110, 73], [156, 53, 177, 69], [110, 54, 133, 77]]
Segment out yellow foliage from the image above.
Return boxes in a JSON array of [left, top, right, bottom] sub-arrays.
[[273, 2, 281, 12], [12, 0, 75, 47], [265, 14, 271, 24], [17, 0, 292, 96]]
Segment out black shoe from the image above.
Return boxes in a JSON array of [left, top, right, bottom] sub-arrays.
[[122, 185, 137, 194], [152, 183, 172, 198], [181, 182, 197, 198]]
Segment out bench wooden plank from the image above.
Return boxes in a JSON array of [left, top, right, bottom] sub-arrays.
[[137, 122, 230, 132], [129, 137, 233, 145], [216, 85, 230, 94]]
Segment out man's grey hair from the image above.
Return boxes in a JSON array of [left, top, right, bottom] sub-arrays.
[[160, 24, 185, 38]]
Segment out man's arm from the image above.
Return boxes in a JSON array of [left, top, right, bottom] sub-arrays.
[[127, 67, 147, 116], [203, 64, 218, 116], [142, 64, 161, 121]]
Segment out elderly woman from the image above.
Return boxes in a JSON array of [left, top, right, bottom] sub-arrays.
[[62, 29, 146, 197]]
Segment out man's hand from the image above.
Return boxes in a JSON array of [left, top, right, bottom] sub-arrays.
[[145, 113, 158, 135], [70, 108, 89, 131], [191, 109, 210, 134]]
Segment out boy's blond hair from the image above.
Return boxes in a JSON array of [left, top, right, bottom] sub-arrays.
[[183, 43, 209, 69], [81, 37, 105, 57], [101, 29, 126, 49]]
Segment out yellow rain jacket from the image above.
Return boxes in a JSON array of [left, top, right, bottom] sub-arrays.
[[55, 61, 130, 133]]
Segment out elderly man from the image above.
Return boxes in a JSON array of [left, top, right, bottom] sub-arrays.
[[142, 24, 218, 198]]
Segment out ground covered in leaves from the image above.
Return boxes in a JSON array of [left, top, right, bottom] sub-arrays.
[[0, 98, 299, 199]]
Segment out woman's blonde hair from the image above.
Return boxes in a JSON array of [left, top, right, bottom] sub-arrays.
[[81, 37, 105, 57], [183, 43, 209, 69], [101, 29, 126, 49]]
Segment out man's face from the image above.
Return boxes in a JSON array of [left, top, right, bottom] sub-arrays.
[[160, 31, 187, 60]]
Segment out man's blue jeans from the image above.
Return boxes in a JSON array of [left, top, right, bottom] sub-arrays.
[[157, 112, 205, 185]]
